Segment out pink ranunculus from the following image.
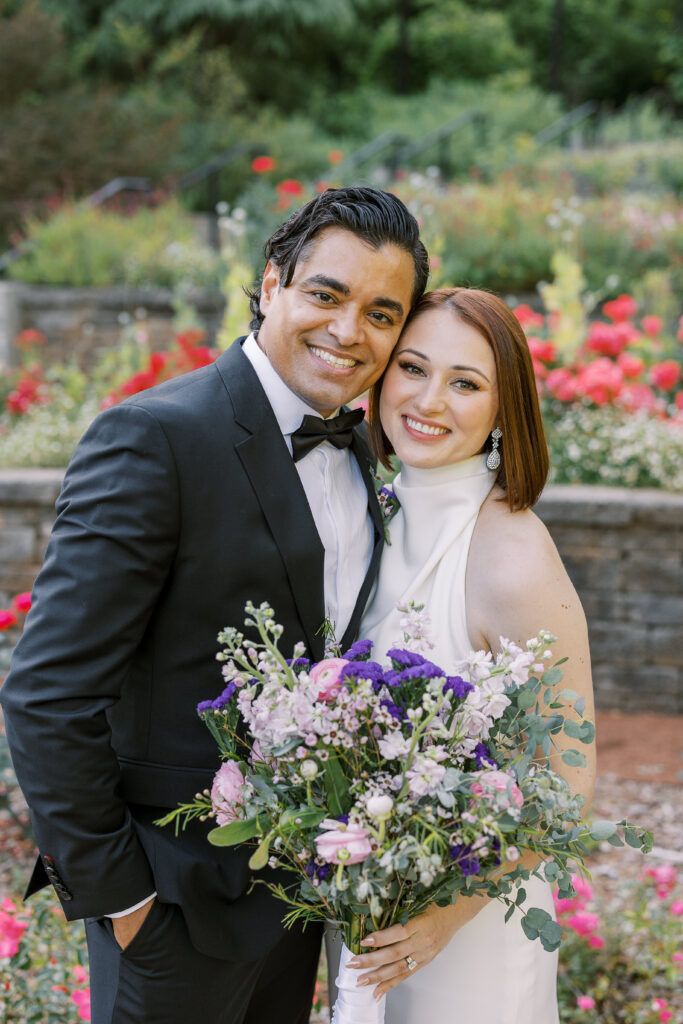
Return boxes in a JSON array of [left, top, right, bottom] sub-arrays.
[[641, 315, 663, 338], [0, 909, 27, 958], [566, 910, 601, 937], [650, 360, 681, 392], [577, 995, 596, 1010], [71, 987, 91, 1021], [588, 934, 605, 948], [210, 761, 250, 826], [315, 821, 372, 865], [603, 294, 637, 323], [475, 769, 524, 809], [670, 900, 683, 915], [309, 658, 349, 702]]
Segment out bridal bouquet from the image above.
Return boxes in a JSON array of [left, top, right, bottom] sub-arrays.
[[160, 600, 650, 1024]]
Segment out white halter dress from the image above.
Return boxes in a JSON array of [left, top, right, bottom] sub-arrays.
[[361, 454, 559, 1024]]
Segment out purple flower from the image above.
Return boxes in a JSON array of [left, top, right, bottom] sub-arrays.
[[472, 742, 498, 769], [380, 697, 404, 721], [449, 844, 481, 876], [386, 648, 426, 668], [341, 660, 385, 683], [305, 860, 331, 883], [342, 639, 374, 661], [287, 657, 310, 671], [196, 699, 214, 714], [211, 681, 237, 710], [337, 814, 349, 825], [443, 675, 474, 700], [399, 661, 445, 681]]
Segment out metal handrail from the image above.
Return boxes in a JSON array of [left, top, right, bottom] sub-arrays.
[[399, 110, 482, 162], [176, 142, 266, 190], [334, 131, 410, 176], [85, 177, 153, 207], [533, 101, 600, 146]]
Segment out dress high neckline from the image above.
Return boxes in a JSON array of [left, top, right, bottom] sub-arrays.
[[396, 453, 493, 490]]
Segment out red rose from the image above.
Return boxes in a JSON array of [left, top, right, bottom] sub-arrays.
[[276, 179, 305, 196], [11, 592, 31, 614], [617, 352, 645, 379], [251, 155, 276, 174], [513, 304, 544, 330], [327, 149, 344, 164], [650, 360, 681, 392], [0, 610, 18, 631], [603, 294, 637, 323]]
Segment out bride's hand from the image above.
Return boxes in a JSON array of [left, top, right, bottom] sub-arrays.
[[347, 895, 488, 999]]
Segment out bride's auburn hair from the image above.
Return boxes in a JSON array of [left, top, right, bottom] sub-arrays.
[[368, 287, 550, 512]]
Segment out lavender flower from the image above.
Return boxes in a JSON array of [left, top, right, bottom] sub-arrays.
[[386, 648, 426, 668], [341, 661, 385, 683], [287, 657, 311, 671], [342, 639, 374, 661], [196, 699, 214, 714], [305, 860, 332, 883], [399, 661, 446, 681], [443, 675, 474, 700], [379, 698, 404, 721]]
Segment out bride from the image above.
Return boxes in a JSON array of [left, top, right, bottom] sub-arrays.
[[346, 287, 596, 1022]]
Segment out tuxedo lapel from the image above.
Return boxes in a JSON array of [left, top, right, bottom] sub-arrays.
[[216, 343, 326, 660], [340, 426, 385, 652]]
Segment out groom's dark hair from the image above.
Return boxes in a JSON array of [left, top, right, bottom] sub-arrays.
[[248, 186, 429, 331]]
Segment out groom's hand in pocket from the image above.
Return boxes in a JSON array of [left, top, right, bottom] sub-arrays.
[[112, 897, 156, 951]]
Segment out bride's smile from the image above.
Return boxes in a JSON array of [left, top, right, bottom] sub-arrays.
[[379, 307, 499, 469]]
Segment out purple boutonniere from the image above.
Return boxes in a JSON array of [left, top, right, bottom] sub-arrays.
[[371, 469, 400, 545]]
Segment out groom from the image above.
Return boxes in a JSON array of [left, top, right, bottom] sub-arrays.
[[1, 186, 428, 1023]]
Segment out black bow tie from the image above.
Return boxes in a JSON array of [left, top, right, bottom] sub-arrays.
[[290, 408, 365, 463]]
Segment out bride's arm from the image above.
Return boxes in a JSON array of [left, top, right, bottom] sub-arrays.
[[348, 507, 596, 998]]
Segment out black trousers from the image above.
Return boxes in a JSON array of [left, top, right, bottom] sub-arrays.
[[85, 899, 322, 1024]]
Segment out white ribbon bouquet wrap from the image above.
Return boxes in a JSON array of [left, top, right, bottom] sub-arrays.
[[158, 601, 651, 1024], [333, 942, 385, 1024]]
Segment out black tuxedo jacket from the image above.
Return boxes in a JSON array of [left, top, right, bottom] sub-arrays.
[[0, 339, 384, 961]]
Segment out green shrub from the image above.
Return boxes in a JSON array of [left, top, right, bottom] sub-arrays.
[[7, 201, 223, 289]]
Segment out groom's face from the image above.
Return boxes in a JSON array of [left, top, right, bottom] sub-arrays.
[[257, 227, 415, 416]]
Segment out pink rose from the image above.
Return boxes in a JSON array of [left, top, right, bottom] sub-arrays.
[[588, 934, 605, 948], [211, 761, 250, 826], [309, 658, 349, 702], [670, 900, 683, 916], [0, 909, 27, 958], [71, 988, 91, 1021], [567, 910, 601, 937], [571, 875, 594, 903], [577, 995, 596, 1010], [73, 965, 88, 984], [315, 820, 372, 865], [641, 315, 663, 338], [650, 360, 681, 392]]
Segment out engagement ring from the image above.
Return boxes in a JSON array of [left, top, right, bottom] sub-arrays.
[[405, 955, 417, 972]]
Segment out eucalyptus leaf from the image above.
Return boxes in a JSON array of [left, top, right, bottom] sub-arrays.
[[539, 920, 563, 951], [208, 816, 262, 846], [515, 886, 527, 906], [323, 755, 351, 818], [541, 667, 563, 686], [504, 904, 515, 923], [279, 806, 327, 830], [559, 688, 578, 701], [561, 749, 586, 767], [590, 820, 617, 840], [517, 689, 536, 710], [574, 697, 585, 716]]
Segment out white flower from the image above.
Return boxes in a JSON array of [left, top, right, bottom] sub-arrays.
[[378, 732, 412, 760], [366, 794, 394, 820]]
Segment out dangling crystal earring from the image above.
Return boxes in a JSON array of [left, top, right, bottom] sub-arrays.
[[486, 427, 502, 470]]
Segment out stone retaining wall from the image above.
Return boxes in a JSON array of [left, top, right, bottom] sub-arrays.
[[1, 471, 681, 712], [0, 282, 226, 370]]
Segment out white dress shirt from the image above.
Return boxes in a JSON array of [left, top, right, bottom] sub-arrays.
[[110, 333, 373, 918]]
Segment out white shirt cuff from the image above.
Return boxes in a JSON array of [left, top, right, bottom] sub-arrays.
[[106, 892, 157, 918]]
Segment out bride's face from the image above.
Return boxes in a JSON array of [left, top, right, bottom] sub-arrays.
[[379, 308, 499, 470]]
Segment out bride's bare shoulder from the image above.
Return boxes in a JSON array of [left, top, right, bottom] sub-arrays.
[[469, 488, 568, 604]]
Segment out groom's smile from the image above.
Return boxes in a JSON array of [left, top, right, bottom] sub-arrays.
[[257, 226, 415, 417]]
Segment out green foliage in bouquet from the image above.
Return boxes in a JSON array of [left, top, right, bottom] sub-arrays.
[[159, 601, 651, 956]]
